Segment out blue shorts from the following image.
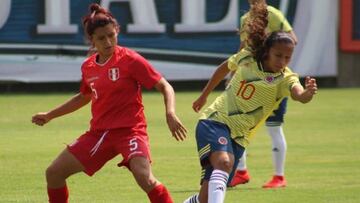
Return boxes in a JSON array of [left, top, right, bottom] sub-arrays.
[[266, 97, 288, 126], [195, 119, 245, 184]]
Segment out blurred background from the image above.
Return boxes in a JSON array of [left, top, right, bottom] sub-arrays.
[[0, 0, 358, 91]]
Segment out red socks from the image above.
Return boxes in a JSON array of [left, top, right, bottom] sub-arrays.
[[47, 185, 69, 203], [47, 184, 172, 203], [147, 184, 173, 203]]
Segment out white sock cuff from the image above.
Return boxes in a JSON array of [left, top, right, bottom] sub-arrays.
[[210, 169, 229, 184]]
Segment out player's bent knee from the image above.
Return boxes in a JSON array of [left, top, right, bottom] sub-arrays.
[[46, 165, 59, 177], [45, 163, 74, 181], [210, 152, 234, 173], [213, 159, 233, 173], [45, 165, 66, 184]]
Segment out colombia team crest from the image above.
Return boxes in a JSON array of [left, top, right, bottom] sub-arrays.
[[218, 136, 228, 145], [108, 68, 120, 81], [265, 76, 275, 83]]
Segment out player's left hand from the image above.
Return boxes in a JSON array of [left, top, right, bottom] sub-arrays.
[[304, 76, 317, 95], [166, 112, 187, 141]]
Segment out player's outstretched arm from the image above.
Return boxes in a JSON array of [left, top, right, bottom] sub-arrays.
[[290, 76, 318, 104], [192, 60, 230, 112], [31, 93, 91, 126], [155, 78, 187, 141]]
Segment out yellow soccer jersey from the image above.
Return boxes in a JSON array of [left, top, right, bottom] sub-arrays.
[[200, 50, 300, 147], [239, 5, 293, 47]]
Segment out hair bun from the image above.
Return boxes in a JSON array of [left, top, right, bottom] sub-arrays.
[[89, 3, 101, 13]]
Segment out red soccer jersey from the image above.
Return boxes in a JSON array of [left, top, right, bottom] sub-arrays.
[[80, 46, 162, 130]]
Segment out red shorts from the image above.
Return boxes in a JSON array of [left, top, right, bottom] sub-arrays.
[[67, 125, 151, 176]]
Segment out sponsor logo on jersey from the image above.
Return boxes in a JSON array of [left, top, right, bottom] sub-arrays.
[[87, 76, 99, 83], [218, 136, 228, 145], [108, 68, 120, 81]]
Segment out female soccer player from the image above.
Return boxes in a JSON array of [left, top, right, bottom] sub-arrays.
[[184, 2, 317, 203], [32, 3, 186, 203], [229, 0, 298, 188]]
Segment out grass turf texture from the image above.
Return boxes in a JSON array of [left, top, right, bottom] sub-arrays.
[[0, 88, 359, 203]]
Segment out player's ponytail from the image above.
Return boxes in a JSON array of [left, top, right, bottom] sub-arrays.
[[244, 1, 268, 61], [245, 2, 296, 62]]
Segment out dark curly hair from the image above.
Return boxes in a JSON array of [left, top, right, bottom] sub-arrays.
[[245, 2, 295, 62]]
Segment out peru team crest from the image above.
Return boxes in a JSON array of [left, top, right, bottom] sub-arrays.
[[108, 68, 119, 81]]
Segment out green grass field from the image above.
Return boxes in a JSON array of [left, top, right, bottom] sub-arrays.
[[1, 88, 360, 203]]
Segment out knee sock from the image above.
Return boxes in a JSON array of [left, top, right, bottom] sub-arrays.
[[183, 193, 199, 203], [267, 125, 287, 176], [47, 185, 68, 203], [208, 169, 229, 203], [147, 184, 173, 203]]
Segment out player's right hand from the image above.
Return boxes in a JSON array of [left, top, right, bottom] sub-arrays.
[[32, 112, 51, 126], [192, 96, 207, 113], [304, 76, 317, 95]]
